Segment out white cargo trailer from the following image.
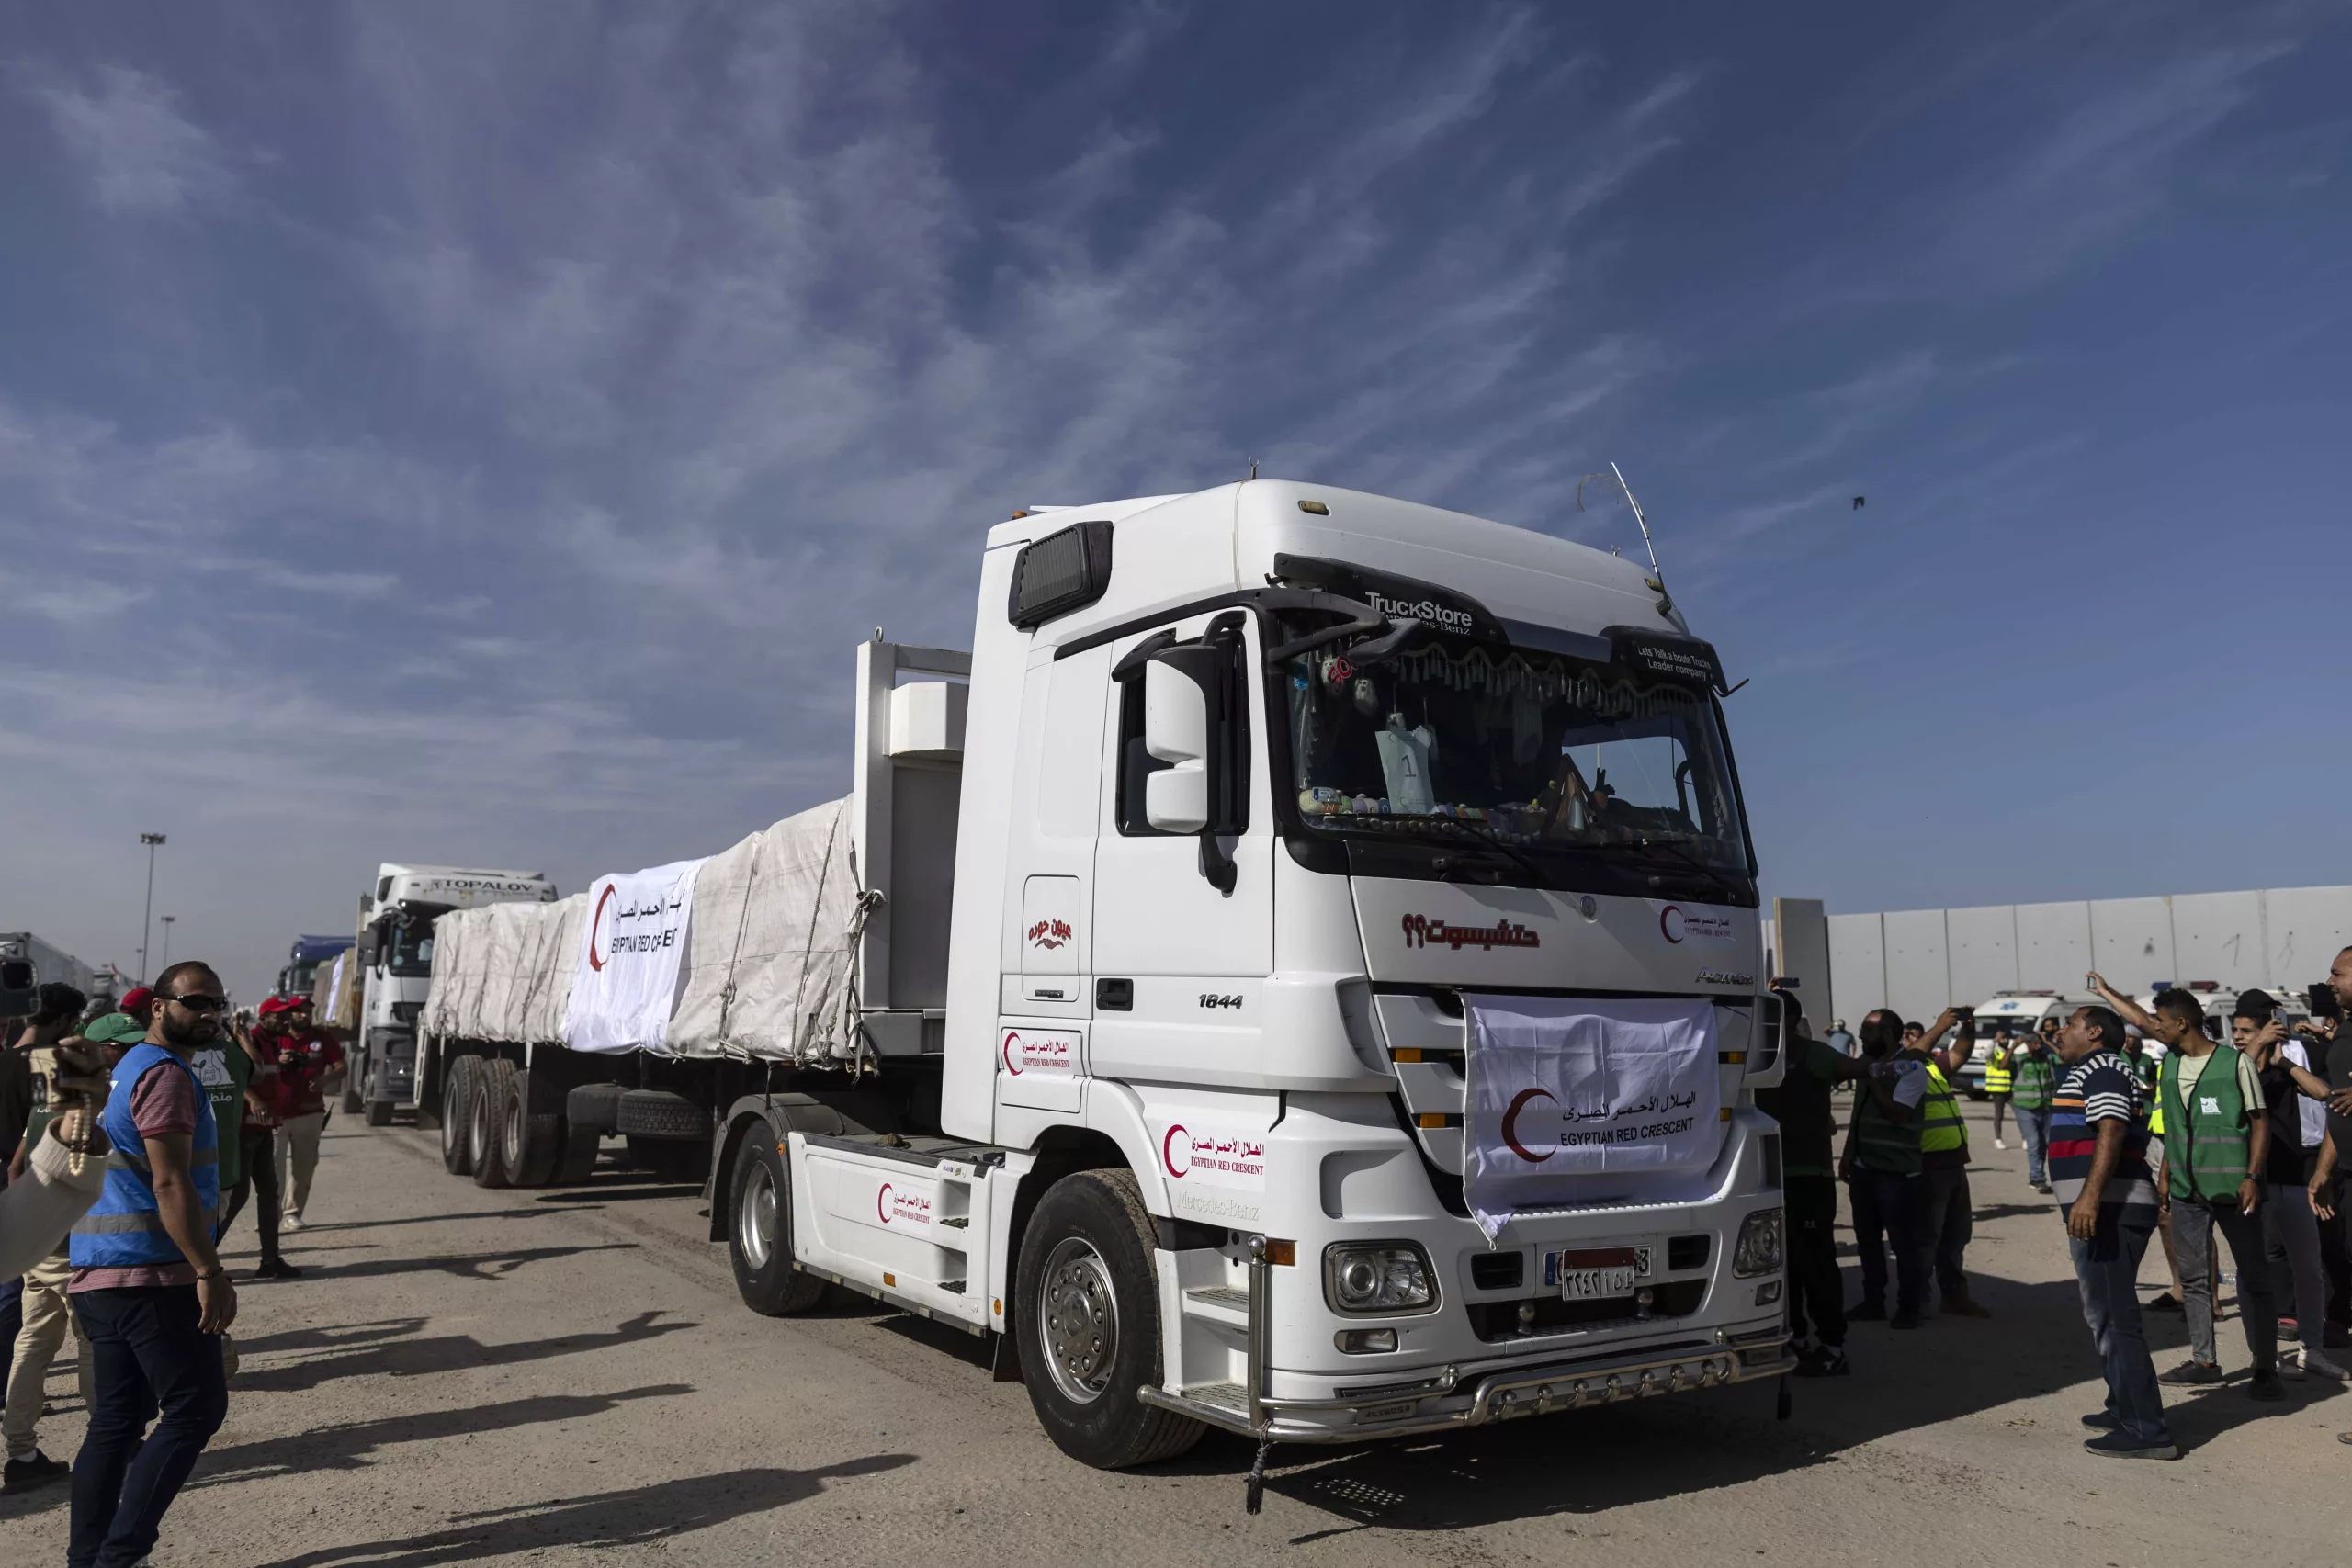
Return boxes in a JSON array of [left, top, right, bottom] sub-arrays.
[[407, 479, 1795, 1489]]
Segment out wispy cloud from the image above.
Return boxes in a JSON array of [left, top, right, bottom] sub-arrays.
[[27, 63, 237, 215]]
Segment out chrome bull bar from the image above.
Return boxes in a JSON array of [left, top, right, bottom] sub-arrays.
[[1139, 1233, 1794, 1511]]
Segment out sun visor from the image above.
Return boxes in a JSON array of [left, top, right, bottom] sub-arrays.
[[1270, 553, 1505, 641], [1600, 626, 1727, 692]]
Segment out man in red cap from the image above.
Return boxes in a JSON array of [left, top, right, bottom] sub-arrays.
[[118, 988, 153, 1031], [265, 998, 340, 1232], [219, 1000, 297, 1280]]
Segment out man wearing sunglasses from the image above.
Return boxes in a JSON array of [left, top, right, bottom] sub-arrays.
[[65, 961, 235, 1568]]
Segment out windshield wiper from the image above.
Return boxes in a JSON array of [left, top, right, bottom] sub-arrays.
[[1623, 833, 1742, 899], [1367, 817, 1546, 883]]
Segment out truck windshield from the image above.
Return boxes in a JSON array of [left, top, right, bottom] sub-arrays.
[[1273, 625, 1752, 891], [385, 904, 449, 977]]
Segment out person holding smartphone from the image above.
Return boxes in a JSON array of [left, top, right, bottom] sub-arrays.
[[2237, 994, 2343, 1379]]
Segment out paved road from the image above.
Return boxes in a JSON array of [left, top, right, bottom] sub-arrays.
[[5, 1099, 2346, 1566]]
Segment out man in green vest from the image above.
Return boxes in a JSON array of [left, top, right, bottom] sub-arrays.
[[1758, 996, 1870, 1375], [2011, 1020, 2059, 1193], [1984, 1026, 2015, 1149], [1840, 1008, 1941, 1329], [2096, 980, 2281, 1397], [1913, 1011, 1993, 1317]]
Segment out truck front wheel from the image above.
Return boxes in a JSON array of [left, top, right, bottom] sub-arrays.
[[729, 1134, 825, 1315], [1014, 1169, 1205, 1470], [439, 1056, 478, 1176]]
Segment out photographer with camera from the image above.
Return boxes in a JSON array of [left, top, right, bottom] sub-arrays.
[[2233, 992, 2343, 1378], [1915, 1006, 1992, 1317], [1758, 991, 1871, 1375], [2303, 949, 2352, 1366]]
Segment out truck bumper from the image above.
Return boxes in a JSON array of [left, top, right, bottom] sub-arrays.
[[1140, 1321, 1792, 1442]]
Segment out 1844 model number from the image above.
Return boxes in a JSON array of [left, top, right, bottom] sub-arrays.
[[1198, 993, 1243, 1010]]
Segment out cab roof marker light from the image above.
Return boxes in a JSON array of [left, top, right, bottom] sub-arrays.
[[1298, 499, 1329, 515]]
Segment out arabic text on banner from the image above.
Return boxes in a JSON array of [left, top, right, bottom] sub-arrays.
[[1463, 995, 1722, 1241], [562, 858, 707, 1055]]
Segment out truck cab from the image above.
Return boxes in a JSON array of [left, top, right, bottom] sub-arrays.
[[747, 479, 1791, 1467], [353, 863, 557, 1123]]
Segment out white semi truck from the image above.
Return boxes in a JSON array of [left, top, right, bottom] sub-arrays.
[[412, 479, 1793, 1489], [348, 863, 559, 1125]]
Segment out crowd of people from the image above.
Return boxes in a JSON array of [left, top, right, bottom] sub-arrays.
[[1769, 945, 2352, 1461], [0, 961, 344, 1565]]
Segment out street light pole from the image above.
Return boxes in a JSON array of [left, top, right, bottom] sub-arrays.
[[159, 915, 175, 972], [138, 832, 166, 983]]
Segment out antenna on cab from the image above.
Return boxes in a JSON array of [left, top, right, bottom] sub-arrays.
[[1576, 462, 1666, 593]]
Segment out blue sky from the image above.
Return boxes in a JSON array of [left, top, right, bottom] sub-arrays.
[[2, 3, 2346, 1001]]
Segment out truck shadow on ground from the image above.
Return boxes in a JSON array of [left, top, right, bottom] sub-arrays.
[[295, 1208, 560, 1233], [232, 1310, 695, 1393], [1157, 1268, 2348, 1539], [190, 1384, 696, 1486], [248, 1457, 914, 1567]]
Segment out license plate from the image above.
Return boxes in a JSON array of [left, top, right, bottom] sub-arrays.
[[1560, 1266, 1638, 1302]]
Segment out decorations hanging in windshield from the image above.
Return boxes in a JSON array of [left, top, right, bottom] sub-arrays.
[[1282, 628, 1747, 873]]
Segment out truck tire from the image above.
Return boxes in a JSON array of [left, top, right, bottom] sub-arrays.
[[439, 1056, 479, 1176], [729, 1135, 824, 1315], [626, 1134, 710, 1184], [1014, 1169, 1205, 1470], [615, 1089, 706, 1141], [500, 1068, 562, 1187], [469, 1059, 515, 1189], [555, 1120, 601, 1184], [364, 1097, 393, 1127]]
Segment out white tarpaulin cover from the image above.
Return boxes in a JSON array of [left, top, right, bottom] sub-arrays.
[[563, 858, 706, 1055], [422, 895, 587, 1044], [667, 797, 867, 1062], [420, 798, 868, 1064], [1463, 995, 1722, 1240]]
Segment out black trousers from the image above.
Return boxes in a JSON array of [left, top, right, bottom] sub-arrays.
[[1786, 1176, 1845, 1348], [1918, 1166, 1974, 1302], [216, 1126, 282, 1264], [2317, 1162, 2351, 1331]]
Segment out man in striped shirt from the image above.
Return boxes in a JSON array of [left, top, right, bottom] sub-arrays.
[[2051, 1002, 2176, 1459]]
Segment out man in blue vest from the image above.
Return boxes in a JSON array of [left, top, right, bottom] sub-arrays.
[[65, 960, 238, 1568]]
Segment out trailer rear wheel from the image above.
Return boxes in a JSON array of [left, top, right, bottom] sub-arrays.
[[469, 1059, 515, 1188], [439, 1056, 478, 1176], [729, 1135, 825, 1315], [500, 1068, 562, 1187], [1014, 1169, 1205, 1470], [555, 1121, 601, 1184]]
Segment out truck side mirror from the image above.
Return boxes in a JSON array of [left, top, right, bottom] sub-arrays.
[[1117, 616, 1248, 894], [1142, 657, 1211, 834]]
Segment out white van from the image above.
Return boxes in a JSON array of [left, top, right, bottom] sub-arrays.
[[1954, 992, 2099, 1098]]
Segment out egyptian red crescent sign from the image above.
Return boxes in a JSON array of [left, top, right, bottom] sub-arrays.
[[1499, 1087, 1557, 1163], [589, 883, 618, 971]]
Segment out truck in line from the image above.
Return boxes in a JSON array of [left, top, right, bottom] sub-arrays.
[[276, 933, 355, 1005], [0, 932, 107, 1022], [393, 479, 1793, 1484], [347, 863, 560, 1125]]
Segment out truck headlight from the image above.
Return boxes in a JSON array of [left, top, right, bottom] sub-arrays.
[[1322, 1242, 1439, 1315], [1733, 1209, 1784, 1278]]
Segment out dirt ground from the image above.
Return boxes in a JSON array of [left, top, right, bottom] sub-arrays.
[[4, 1097, 2345, 1567]]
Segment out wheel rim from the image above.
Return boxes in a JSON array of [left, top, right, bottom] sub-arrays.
[[441, 1074, 464, 1156], [739, 1161, 776, 1270], [470, 1084, 492, 1160], [1037, 1235, 1121, 1405], [503, 1096, 522, 1158]]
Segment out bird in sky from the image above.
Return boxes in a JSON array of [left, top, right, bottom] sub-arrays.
[[1852, 496, 1866, 510]]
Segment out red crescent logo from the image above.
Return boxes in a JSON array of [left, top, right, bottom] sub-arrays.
[[590, 883, 618, 971], [1002, 1032, 1022, 1076], [877, 1181, 893, 1224], [1162, 1123, 1190, 1179], [1659, 904, 1685, 943], [1501, 1087, 1557, 1163]]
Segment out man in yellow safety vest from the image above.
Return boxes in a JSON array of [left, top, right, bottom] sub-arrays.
[[1912, 1010, 1993, 1318]]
